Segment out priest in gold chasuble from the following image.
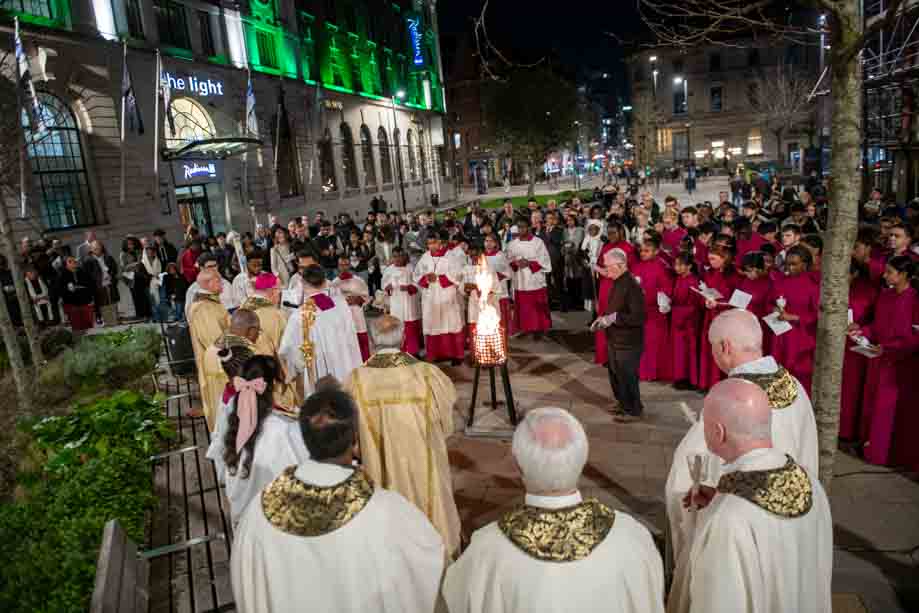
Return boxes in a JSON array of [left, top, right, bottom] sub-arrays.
[[189, 269, 230, 430], [344, 314, 461, 558]]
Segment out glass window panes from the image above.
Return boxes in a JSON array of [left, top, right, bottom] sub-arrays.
[[377, 126, 393, 184], [319, 129, 337, 192], [198, 11, 215, 56], [256, 30, 279, 69], [2, 0, 54, 20], [165, 97, 215, 148], [360, 125, 377, 188], [21, 93, 96, 230], [340, 123, 359, 188], [155, 0, 190, 49], [418, 129, 428, 180], [747, 128, 763, 155], [393, 128, 403, 183], [710, 86, 723, 112], [126, 0, 144, 38], [406, 129, 418, 180], [274, 103, 301, 197]]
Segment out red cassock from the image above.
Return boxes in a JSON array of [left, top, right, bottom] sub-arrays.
[[838, 276, 879, 440], [698, 268, 739, 390], [662, 227, 687, 255], [859, 286, 919, 468], [632, 257, 673, 381], [670, 273, 702, 386], [737, 275, 773, 352], [693, 240, 709, 272], [594, 241, 637, 365], [768, 272, 820, 394], [735, 233, 767, 262]]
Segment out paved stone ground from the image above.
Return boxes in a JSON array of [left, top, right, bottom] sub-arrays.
[[440, 310, 919, 613]]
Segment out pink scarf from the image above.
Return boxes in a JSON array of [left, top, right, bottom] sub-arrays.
[[234, 376, 267, 453]]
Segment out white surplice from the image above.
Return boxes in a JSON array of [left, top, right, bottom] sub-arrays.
[[413, 250, 464, 335], [665, 356, 819, 563], [668, 448, 833, 613], [485, 251, 512, 299], [506, 236, 552, 292], [223, 411, 311, 522], [463, 263, 499, 323], [332, 274, 370, 334], [185, 277, 235, 319], [381, 264, 421, 323], [284, 275, 342, 311], [277, 290, 363, 397], [442, 491, 665, 613], [231, 272, 255, 310], [231, 460, 445, 613]]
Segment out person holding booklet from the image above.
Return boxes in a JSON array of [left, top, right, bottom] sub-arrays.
[[669, 254, 703, 390], [631, 236, 673, 381], [697, 246, 738, 390]]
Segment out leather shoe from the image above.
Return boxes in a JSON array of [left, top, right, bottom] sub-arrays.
[[614, 413, 643, 423]]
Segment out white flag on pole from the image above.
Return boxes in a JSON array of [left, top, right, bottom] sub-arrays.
[[246, 73, 258, 137]]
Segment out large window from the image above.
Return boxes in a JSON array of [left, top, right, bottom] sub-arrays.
[[406, 129, 418, 181], [673, 84, 687, 115], [3, 0, 54, 20], [340, 123, 359, 188], [274, 100, 301, 197], [198, 11, 215, 57], [710, 86, 723, 112], [319, 129, 337, 192], [125, 0, 144, 38], [747, 128, 763, 155], [154, 0, 190, 49], [360, 125, 376, 188], [393, 128, 403, 183], [418, 129, 428, 180], [22, 93, 96, 230], [656, 128, 672, 153], [256, 30, 279, 69], [378, 126, 393, 184], [672, 130, 689, 160], [164, 97, 215, 148]]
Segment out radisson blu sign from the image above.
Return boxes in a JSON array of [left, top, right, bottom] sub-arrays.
[[406, 16, 424, 67], [172, 160, 223, 186]]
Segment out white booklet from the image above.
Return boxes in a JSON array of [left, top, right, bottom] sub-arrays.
[[728, 289, 753, 310], [850, 344, 882, 358], [281, 288, 299, 307], [763, 312, 793, 336], [657, 291, 671, 309], [691, 286, 723, 302]]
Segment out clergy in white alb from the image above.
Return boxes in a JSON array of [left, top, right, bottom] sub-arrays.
[[188, 269, 231, 430], [381, 246, 423, 356], [665, 308, 819, 564], [344, 315, 461, 557], [443, 407, 665, 613], [184, 255, 236, 320], [332, 255, 371, 362], [278, 264, 362, 398], [667, 379, 832, 613], [462, 246, 500, 342], [231, 385, 445, 613], [230, 253, 263, 310], [413, 230, 466, 363], [506, 217, 552, 334], [484, 234, 514, 335]]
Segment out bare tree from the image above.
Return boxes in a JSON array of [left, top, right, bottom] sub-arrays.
[[637, 0, 905, 489], [748, 65, 816, 165]]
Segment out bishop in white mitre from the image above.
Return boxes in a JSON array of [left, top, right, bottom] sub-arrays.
[[381, 246, 423, 356], [278, 265, 362, 398], [443, 407, 665, 613], [506, 216, 552, 334], [413, 229, 466, 363], [665, 309, 819, 564], [667, 379, 832, 613], [231, 385, 445, 613], [331, 255, 371, 362]]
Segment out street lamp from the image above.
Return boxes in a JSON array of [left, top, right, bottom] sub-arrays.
[[674, 75, 688, 114], [391, 89, 407, 213]]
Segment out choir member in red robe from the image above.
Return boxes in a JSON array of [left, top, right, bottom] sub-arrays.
[[670, 253, 702, 390], [594, 223, 635, 365], [839, 260, 880, 440], [693, 222, 716, 271], [661, 209, 686, 257], [698, 246, 739, 390], [632, 236, 673, 381], [849, 256, 919, 468], [738, 251, 773, 354], [768, 246, 821, 394], [801, 234, 824, 280], [735, 218, 767, 262], [854, 228, 886, 283], [887, 222, 919, 263]]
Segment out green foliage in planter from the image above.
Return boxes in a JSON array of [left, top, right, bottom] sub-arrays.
[[52, 327, 161, 391], [0, 391, 173, 613]]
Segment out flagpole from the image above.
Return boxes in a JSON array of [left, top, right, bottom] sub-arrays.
[[153, 49, 161, 212], [119, 40, 127, 207], [243, 67, 250, 215]]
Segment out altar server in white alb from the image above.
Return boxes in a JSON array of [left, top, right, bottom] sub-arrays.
[[483, 233, 515, 335], [506, 217, 552, 335], [382, 246, 423, 356], [443, 407, 665, 613], [332, 255, 371, 362], [667, 379, 832, 613], [462, 244, 500, 342], [665, 308, 819, 564], [413, 229, 466, 364], [230, 251, 263, 310], [231, 385, 445, 613], [278, 265, 362, 398]]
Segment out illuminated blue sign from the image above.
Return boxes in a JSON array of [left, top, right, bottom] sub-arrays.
[[163, 72, 225, 97], [407, 17, 424, 67], [183, 162, 218, 180], [171, 160, 223, 186]]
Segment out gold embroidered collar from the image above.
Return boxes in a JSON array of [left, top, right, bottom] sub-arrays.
[[219, 333, 254, 353], [261, 466, 374, 537], [498, 499, 615, 562], [241, 295, 275, 311], [734, 366, 798, 409], [195, 292, 221, 304], [717, 455, 813, 518], [364, 351, 419, 369]]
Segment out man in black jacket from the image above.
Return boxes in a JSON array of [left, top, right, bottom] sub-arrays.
[[593, 247, 646, 422]]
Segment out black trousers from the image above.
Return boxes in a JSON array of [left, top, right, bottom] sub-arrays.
[[606, 347, 643, 415]]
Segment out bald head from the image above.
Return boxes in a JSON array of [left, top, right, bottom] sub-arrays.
[[708, 309, 764, 373], [197, 268, 221, 294], [369, 314, 404, 349], [702, 378, 773, 462], [230, 308, 260, 342], [512, 407, 588, 495]]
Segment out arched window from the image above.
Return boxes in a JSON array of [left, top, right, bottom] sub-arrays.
[[406, 129, 418, 181], [418, 128, 429, 180], [274, 100, 301, 197], [319, 129, 337, 192], [165, 97, 215, 149], [360, 125, 377, 189], [393, 128, 404, 184], [340, 123, 359, 189], [22, 93, 95, 229], [377, 126, 393, 184]]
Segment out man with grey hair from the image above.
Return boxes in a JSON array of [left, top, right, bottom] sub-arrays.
[[343, 314, 461, 557], [667, 379, 832, 613], [443, 407, 665, 613], [665, 308, 819, 566]]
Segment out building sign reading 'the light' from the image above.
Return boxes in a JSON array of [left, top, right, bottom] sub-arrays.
[[162, 72, 225, 97], [406, 16, 424, 67]]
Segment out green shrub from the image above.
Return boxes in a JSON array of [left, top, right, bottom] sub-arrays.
[[52, 327, 161, 392]]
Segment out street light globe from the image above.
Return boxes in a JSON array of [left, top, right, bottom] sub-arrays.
[[673, 76, 683, 85], [395, 90, 406, 99]]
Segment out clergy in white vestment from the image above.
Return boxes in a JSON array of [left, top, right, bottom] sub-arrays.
[[283, 251, 340, 311], [219, 355, 311, 522], [665, 308, 819, 565], [443, 407, 665, 613], [506, 217, 553, 334], [667, 379, 832, 613], [231, 385, 445, 613], [381, 246, 422, 356], [332, 255, 372, 362], [184, 254, 236, 319], [230, 253, 263, 311], [413, 230, 466, 363], [278, 264, 362, 399]]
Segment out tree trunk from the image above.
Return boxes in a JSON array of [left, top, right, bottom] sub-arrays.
[[0, 246, 33, 418], [527, 159, 536, 197], [812, 17, 863, 491]]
